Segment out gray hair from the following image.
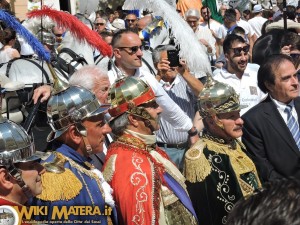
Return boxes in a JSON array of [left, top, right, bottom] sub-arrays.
[[69, 65, 108, 92], [110, 113, 129, 136], [152, 44, 176, 64], [185, 9, 200, 19]]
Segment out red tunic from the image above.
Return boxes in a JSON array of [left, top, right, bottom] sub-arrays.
[[103, 134, 171, 225]]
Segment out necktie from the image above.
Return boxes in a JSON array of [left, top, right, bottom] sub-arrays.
[[285, 105, 300, 150]]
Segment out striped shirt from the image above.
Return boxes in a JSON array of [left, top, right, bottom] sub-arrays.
[[156, 75, 197, 144]]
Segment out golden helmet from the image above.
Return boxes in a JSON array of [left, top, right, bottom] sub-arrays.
[[198, 75, 240, 118], [108, 77, 155, 118]]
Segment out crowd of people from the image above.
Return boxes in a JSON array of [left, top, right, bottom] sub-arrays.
[[0, 0, 300, 225]]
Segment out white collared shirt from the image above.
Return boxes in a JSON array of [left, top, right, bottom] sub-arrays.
[[108, 66, 193, 132], [159, 75, 181, 91], [195, 25, 216, 56], [213, 63, 266, 115], [270, 95, 298, 124]]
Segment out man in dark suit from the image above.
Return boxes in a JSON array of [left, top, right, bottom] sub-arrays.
[[242, 54, 300, 182]]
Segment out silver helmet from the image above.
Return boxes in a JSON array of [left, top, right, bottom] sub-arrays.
[[47, 85, 110, 152], [0, 117, 44, 198], [36, 29, 55, 46]]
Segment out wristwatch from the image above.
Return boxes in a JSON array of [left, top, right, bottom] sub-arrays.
[[188, 127, 198, 137]]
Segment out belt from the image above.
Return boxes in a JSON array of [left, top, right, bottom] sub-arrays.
[[157, 142, 188, 149]]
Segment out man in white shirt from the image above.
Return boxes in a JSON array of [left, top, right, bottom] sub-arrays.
[[248, 4, 268, 38], [108, 29, 199, 144], [217, 8, 241, 46], [200, 6, 222, 58], [213, 34, 265, 114], [185, 8, 216, 81], [185, 8, 216, 57], [200, 6, 221, 39]]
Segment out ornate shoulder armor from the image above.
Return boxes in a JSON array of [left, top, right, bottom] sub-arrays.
[[184, 139, 212, 183], [102, 154, 117, 183], [37, 152, 82, 201]]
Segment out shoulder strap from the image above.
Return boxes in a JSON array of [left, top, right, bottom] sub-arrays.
[[142, 57, 156, 76], [95, 55, 105, 65], [59, 48, 88, 65]]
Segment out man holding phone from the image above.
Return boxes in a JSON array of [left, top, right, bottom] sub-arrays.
[[108, 29, 200, 147], [153, 44, 203, 170]]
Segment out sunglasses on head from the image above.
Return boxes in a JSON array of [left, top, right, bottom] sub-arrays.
[[95, 23, 105, 26], [230, 45, 250, 56], [117, 45, 143, 54], [126, 19, 136, 22]]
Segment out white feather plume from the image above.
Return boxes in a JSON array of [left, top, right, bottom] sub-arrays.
[[22, 16, 55, 35], [123, 0, 212, 75]]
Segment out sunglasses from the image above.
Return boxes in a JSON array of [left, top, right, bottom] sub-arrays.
[[117, 45, 143, 54], [230, 45, 250, 56], [187, 20, 198, 24], [140, 100, 159, 109], [95, 23, 105, 26], [290, 53, 300, 60], [126, 19, 136, 22]]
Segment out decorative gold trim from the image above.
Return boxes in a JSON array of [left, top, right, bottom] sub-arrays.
[[204, 138, 262, 197], [38, 153, 82, 201], [184, 139, 212, 183], [102, 154, 117, 182]]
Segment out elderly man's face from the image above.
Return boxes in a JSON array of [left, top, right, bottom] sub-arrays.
[[268, 60, 299, 103], [216, 110, 244, 139], [94, 18, 106, 33], [93, 76, 110, 103], [134, 100, 162, 134], [82, 113, 112, 154], [186, 16, 199, 32]]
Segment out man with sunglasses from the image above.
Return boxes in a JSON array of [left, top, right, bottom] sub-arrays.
[[94, 17, 108, 34], [108, 29, 199, 145], [125, 13, 138, 29], [213, 34, 265, 115]]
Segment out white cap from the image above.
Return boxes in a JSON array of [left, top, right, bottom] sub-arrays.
[[253, 4, 263, 13], [110, 19, 125, 32]]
